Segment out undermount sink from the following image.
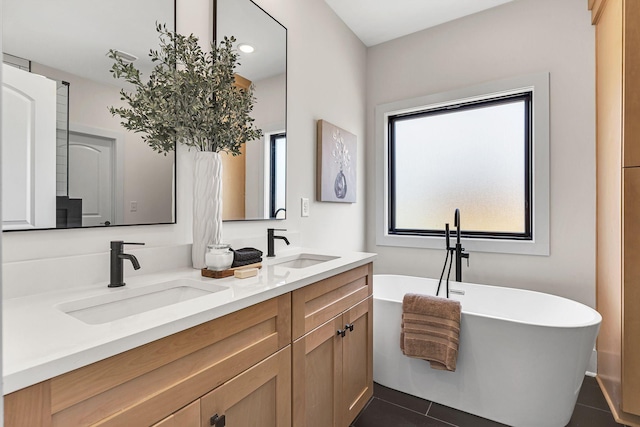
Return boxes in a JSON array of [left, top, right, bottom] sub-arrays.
[[58, 279, 230, 325], [272, 253, 339, 269]]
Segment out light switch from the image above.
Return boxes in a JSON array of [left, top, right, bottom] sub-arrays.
[[301, 197, 310, 217], [130, 201, 138, 212]]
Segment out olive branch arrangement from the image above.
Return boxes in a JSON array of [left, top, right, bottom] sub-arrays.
[[108, 23, 262, 155]]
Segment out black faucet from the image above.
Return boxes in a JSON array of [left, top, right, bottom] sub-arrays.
[[439, 209, 470, 298], [109, 241, 145, 287], [267, 228, 290, 257], [451, 209, 469, 282]]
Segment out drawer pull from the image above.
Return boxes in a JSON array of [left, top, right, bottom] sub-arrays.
[[345, 323, 354, 332], [337, 329, 346, 338], [210, 414, 226, 427]]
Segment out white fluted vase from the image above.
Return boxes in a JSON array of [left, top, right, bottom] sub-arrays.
[[192, 151, 223, 269]]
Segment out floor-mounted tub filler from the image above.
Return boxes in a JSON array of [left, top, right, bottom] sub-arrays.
[[373, 274, 601, 427]]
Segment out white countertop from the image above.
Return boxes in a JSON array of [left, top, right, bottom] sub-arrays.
[[3, 248, 376, 394]]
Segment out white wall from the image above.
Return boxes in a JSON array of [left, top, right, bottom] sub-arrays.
[[2, 0, 367, 263], [254, 0, 367, 250], [365, 0, 596, 306]]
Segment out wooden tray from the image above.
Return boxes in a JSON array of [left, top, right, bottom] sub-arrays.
[[201, 262, 262, 279]]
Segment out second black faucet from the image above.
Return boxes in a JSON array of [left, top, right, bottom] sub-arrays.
[[267, 228, 290, 257]]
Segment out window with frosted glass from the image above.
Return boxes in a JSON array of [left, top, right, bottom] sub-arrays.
[[388, 92, 532, 240]]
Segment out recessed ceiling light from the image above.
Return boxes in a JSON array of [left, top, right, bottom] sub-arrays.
[[112, 50, 138, 63], [238, 44, 255, 54]]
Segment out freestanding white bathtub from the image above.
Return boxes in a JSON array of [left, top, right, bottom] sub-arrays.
[[373, 274, 601, 427]]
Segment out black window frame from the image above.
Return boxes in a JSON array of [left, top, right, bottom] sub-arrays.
[[387, 91, 533, 241]]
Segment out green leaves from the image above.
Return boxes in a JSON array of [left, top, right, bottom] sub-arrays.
[[108, 23, 263, 155]]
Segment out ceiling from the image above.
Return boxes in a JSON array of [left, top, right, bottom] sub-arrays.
[[324, 0, 516, 47]]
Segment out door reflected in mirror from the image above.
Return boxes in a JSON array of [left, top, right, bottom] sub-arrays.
[[2, 0, 176, 230], [216, 0, 287, 221]]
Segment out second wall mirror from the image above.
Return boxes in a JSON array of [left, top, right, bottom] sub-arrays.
[[215, 0, 287, 221]]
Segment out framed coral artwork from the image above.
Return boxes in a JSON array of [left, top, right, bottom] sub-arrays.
[[316, 119, 357, 203]]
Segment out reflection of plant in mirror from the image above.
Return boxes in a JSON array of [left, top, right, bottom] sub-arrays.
[[108, 23, 263, 155]]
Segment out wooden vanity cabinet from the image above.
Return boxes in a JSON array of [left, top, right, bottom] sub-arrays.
[[292, 264, 374, 427], [4, 263, 374, 427], [5, 294, 291, 427]]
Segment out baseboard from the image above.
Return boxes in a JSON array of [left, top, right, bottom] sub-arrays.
[[597, 376, 640, 427], [586, 348, 597, 376]]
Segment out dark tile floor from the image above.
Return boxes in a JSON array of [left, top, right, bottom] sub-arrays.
[[351, 376, 626, 427]]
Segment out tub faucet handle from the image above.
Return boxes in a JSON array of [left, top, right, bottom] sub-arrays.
[[462, 251, 470, 267]]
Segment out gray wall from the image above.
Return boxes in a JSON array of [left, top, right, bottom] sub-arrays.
[[365, 0, 596, 306]]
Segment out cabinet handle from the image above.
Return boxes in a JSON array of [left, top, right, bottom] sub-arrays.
[[210, 414, 226, 427], [336, 329, 346, 338], [345, 323, 354, 332]]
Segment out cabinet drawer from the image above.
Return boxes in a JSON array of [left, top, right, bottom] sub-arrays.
[[292, 263, 372, 340], [6, 294, 291, 427]]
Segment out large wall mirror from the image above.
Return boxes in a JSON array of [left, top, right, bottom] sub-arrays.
[[1, 0, 286, 231], [2, 0, 176, 231], [216, 0, 287, 221]]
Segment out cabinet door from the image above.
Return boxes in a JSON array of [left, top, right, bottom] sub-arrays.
[[292, 316, 343, 427], [623, 0, 640, 167], [152, 400, 200, 427], [623, 167, 640, 415], [200, 346, 291, 427], [342, 297, 374, 425]]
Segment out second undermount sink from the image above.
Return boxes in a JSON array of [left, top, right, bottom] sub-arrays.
[[272, 253, 339, 269], [58, 279, 230, 325]]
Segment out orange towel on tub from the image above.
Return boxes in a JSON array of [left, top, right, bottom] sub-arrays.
[[400, 293, 461, 371]]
